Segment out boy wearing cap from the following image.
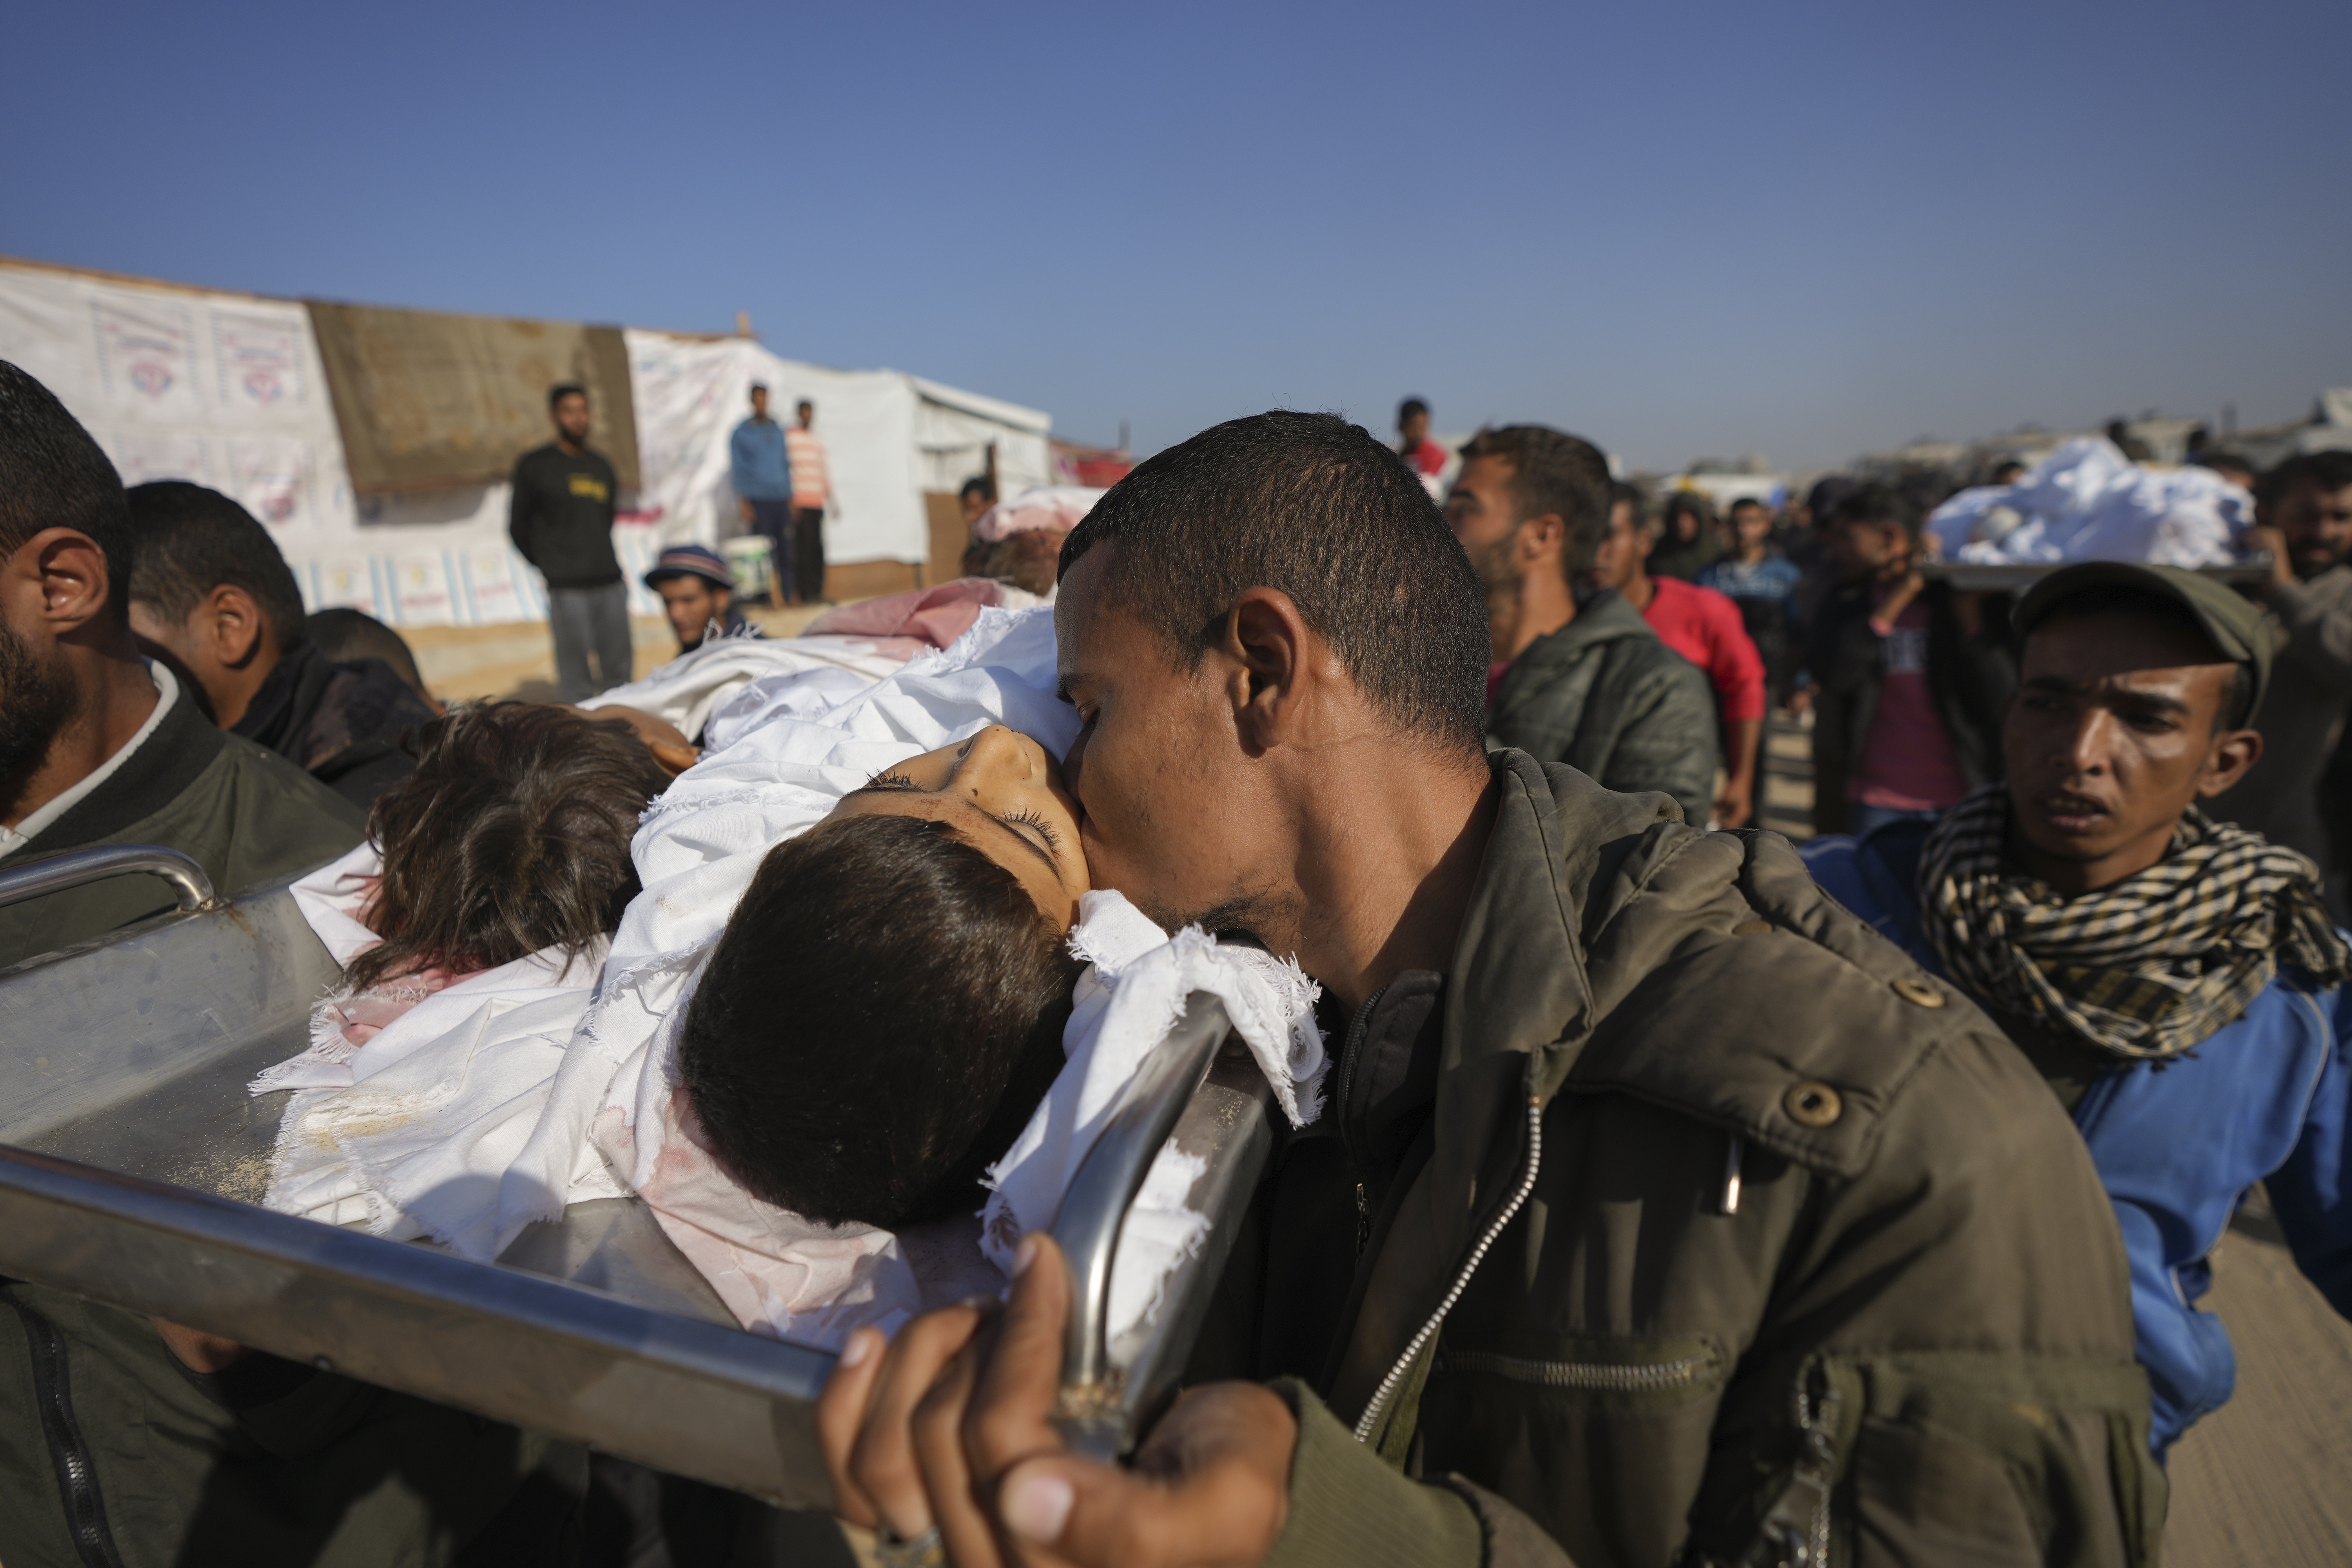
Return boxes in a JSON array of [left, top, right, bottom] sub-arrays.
[[1804, 562, 2352, 1455], [643, 543, 755, 654]]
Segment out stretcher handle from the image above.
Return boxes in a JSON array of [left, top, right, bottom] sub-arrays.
[[1051, 992, 1230, 1458], [0, 842, 216, 914]]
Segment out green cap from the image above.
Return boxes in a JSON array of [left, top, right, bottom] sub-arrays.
[[2013, 562, 2271, 716]]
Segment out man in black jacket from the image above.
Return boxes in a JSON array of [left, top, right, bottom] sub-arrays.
[[510, 384, 632, 701], [1805, 481, 2014, 836], [127, 482, 439, 808]]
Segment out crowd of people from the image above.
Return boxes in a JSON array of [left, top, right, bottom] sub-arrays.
[[1, 354, 2349, 1568]]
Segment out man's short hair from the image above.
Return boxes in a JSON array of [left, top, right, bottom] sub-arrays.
[[1398, 397, 1429, 424], [2263, 450, 2352, 507], [750, 381, 768, 395], [0, 360, 131, 622], [126, 482, 309, 652], [2026, 582, 2258, 731], [679, 814, 1076, 1228], [307, 607, 426, 693], [959, 475, 995, 505], [1726, 495, 1768, 517], [1058, 410, 1490, 755], [549, 383, 587, 410], [1457, 424, 1613, 581], [1828, 481, 1920, 541], [797, 399, 814, 412]]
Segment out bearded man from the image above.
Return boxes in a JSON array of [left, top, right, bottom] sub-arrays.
[[1806, 561, 2352, 1455], [1444, 423, 1717, 826], [0, 360, 361, 966]]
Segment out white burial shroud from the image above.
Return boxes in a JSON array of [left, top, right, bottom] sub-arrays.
[[254, 606, 1326, 1348]]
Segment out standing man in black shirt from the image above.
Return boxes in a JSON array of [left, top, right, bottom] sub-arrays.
[[509, 383, 632, 701]]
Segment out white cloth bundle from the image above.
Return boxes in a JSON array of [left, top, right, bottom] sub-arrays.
[[1926, 439, 2254, 568], [577, 631, 914, 742], [256, 606, 1327, 1349]]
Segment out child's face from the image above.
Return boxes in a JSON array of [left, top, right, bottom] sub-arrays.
[[826, 726, 1092, 930]]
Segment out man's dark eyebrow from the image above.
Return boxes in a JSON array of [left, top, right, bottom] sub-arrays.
[[2023, 673, 2192, 716]]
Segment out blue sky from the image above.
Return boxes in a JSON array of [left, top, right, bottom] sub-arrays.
[[5, 1, 2344, 471]]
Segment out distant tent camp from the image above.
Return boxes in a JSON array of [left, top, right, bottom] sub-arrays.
[[0, 255, 1053, 623]]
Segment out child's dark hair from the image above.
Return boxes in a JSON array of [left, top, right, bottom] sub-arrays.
[[346, 703, 669, 989], [679, 813, 1078, 1229]]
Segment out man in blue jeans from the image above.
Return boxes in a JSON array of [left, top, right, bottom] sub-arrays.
[[509, 384, 632, 702], [728, 382, 794, 604], [1804, 561, 2352, 1455]]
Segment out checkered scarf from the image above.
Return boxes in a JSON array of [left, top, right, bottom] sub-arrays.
[[1918, 783, 2351, 1060]]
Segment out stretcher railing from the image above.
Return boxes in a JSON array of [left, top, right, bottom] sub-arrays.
[[0, 856, 1274, 1506]]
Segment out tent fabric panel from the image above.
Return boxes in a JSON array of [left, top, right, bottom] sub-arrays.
[[308, 302, 641, 494], [622, 332, 928, 567]]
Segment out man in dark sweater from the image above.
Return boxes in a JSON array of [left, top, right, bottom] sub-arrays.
[[509, 383, 632, 701], [127, 481, 439, 808]]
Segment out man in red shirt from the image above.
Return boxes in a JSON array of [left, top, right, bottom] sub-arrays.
[[1395, 398, 1446, 498], [1588, 483, 1768, 826]]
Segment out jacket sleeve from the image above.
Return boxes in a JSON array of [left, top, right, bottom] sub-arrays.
[[2265, 577, 2352, 693], [1262, 1380, 1568, 1568], [506, 459, 538, 566], [1599, 655, 1720, 828], [2268, 981, 2352, 1317]]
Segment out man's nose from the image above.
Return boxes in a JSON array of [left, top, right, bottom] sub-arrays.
[[2062, 711, 2117, 775]]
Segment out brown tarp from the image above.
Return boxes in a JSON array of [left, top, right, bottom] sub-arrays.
[[306, 301, 639, 494]]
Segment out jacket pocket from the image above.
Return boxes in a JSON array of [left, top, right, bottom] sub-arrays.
[[1419, 1336, 1729, 1568]]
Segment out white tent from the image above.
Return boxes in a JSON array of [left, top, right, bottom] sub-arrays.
[[0, 257, 1052, 625]]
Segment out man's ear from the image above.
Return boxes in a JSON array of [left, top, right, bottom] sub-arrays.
[[2197, 727, 2263, 797], [26, 528, 115, 633], [1221, 588, 1313, 753], [201, 584, 269, 669], [1517, 514, 1565, 568], [1632, 523, 1655, 563]]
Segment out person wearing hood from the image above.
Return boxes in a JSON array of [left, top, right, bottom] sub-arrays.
[[125, 481, 439, 808], [1804, 561, 2352, 1455], [1446, 424, 1717, 827]]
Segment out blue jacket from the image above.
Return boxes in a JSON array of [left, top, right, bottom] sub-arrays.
[[1802, 820, 2352, 1454], [729, 416, 793, 502]]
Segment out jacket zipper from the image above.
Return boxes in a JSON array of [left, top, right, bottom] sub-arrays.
[[6, 1290, 129, 1568], [1353, 1093, 1544, 1444], [1438, 1346, 1716, 1392]]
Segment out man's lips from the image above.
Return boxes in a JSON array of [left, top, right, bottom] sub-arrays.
[[2029, 791, 2110, 831]]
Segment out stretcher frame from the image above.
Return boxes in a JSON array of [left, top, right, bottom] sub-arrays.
[[0, 848, 1274, 1507]]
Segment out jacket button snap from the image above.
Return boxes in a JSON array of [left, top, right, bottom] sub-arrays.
[[1733, 919, 1771, 936], [1783, 1081, 1842, 1128], [1891, 976, 1946, 1008]]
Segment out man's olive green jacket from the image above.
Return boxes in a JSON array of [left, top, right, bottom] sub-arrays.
[[1253, 753, 2162, 1568], [1487, 592, 1718, 830]]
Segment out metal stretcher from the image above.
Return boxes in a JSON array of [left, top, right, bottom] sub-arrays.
[[0, 846, 1274, 1506]]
